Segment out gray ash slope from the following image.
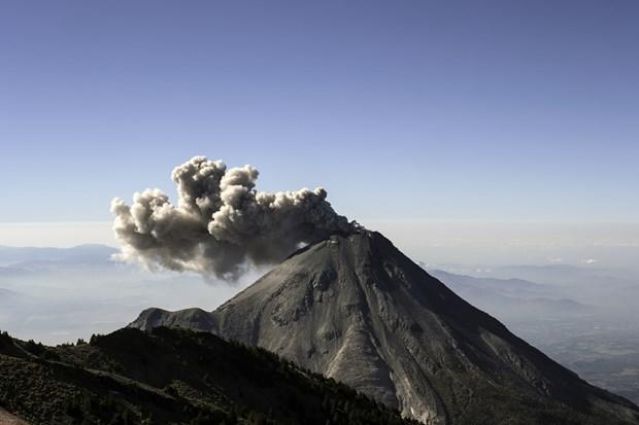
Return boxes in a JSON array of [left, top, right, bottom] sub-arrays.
[[131, 231, 639, 425]]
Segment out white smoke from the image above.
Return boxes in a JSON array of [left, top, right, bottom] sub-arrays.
[[111, 156, 358, 279]]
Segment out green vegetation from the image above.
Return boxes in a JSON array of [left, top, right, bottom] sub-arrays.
[[0, 327, 420, 425]]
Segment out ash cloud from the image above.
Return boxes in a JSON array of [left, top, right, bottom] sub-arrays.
[[111, 156, 358, 279]]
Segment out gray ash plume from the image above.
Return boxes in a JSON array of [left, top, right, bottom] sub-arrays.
[[111, 156, 358, 279]]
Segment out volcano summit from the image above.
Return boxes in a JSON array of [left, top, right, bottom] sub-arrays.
[[131, 231, 639, 424]]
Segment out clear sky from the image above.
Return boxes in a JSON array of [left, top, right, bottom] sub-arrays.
[[1, 0, 638, 227]]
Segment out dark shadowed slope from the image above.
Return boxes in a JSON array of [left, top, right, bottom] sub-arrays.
[[131, 231, 639, 425], [0, 327, 417, 425]]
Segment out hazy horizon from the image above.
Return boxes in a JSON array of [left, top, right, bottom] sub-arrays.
[[2, 220, 638, 274]]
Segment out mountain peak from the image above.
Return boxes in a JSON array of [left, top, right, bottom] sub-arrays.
[[130, 231, 639, 424]]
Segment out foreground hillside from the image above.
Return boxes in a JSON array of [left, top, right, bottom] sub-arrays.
[[0, 327, 419, 425]]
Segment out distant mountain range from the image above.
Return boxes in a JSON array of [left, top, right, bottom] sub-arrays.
[[0, 244, 117, 267], [0, 288, 18, 298], [468, 264, 637, 287], [429, 270, 590, 319]]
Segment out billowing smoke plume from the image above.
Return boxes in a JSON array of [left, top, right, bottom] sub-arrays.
[[111, 156, 358, 279]]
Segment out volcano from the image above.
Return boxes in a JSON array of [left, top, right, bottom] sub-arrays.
[[131, 231, 639, 424]]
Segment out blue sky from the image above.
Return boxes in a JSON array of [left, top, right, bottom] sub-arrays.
[[1, 0, 638, 226]]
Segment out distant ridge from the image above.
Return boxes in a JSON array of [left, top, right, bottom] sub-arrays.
[[0, 244, 117, 265]]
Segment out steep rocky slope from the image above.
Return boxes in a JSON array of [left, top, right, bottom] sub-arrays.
[[132, 231, 639, 425]]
